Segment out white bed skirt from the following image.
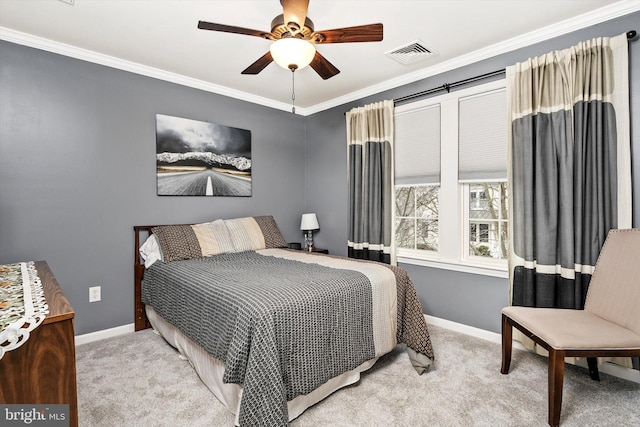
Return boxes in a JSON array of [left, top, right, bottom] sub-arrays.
[[146, 306, 378, 425]]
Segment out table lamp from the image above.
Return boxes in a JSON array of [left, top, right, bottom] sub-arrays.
[[300, 213, 319, 251]]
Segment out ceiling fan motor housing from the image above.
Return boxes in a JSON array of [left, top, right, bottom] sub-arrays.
[[271, 14, 315, 39]]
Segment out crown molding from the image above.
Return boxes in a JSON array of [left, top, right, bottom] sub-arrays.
[[1, 1, 638, 117], [0, 26, 305, 115], [305, 0, 640, 115]]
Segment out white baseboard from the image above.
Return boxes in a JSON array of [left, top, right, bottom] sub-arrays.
[[74, 323, 134, 346], [424, 314, 640, 384], [424, 314, 517, 346], [424, 314, 526, 351]]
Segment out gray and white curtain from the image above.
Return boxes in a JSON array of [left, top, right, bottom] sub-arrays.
[[507, 33, 632, 311], [346, 100, 395, 264]]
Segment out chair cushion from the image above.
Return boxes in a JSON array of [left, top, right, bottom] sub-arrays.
[[502, 306, 640, 350]]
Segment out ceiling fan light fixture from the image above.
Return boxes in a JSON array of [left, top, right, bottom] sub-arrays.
[[269, 38, 316, 71]]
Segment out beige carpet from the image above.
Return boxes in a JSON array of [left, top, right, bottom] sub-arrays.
[[76, 324, 640, 426]]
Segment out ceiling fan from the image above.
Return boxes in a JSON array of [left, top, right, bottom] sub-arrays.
[[197, 0, 383, 80]]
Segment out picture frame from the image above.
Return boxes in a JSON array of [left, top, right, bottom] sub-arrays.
[[155, 114, 252, 196]]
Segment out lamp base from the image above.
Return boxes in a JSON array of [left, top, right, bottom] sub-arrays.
[[304, 231, 314, 251]]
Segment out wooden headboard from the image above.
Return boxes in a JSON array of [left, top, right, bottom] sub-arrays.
[[133, 225, 155, 331]]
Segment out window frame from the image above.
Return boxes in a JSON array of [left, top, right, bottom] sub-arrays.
[[394, 79, 508, 278]]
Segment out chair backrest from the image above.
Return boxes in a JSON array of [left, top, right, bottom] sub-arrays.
[[584, 228, 640, 336]]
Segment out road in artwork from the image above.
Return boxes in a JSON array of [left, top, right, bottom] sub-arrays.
[[157, 169, 251, 196]]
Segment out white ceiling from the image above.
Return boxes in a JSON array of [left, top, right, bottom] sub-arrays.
[[1, 0, 638, 115]]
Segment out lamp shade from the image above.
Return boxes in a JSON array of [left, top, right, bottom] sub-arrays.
[[300, 213, 319, 230], [270, 38, 316, 70]]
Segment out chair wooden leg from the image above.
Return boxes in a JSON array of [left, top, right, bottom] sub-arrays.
[[587, 357, 600, 381], [501, 314, 512, 374], [548, 349, 565, 427]]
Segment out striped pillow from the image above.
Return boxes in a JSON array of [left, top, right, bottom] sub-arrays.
[[225, 217, 266, 252], [191, 220, 235, 257], [224, 216, 288, 252]]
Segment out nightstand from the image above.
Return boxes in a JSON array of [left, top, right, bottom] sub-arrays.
[[307, 247, 329, 254], [288, 243, 328, 254]]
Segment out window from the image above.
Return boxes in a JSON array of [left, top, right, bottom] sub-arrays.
[[394, 80, 508, 277], [470, 188, 486, 210], [466, 182, 508, 259], [470, 223, 489, 243], [395, 184, 439, 251]]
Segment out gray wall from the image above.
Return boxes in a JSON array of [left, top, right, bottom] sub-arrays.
[[1, 12, 638, 336], [0, 41, 307, 334], [305, 12, 640, 333]]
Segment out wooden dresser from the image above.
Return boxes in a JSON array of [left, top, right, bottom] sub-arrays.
[[0, 261, 78, 427]]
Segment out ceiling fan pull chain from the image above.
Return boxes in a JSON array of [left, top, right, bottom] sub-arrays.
[[291, 67, 296, 114]]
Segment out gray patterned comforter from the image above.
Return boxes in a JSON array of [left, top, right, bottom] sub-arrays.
[[142, 249, 433, 426]]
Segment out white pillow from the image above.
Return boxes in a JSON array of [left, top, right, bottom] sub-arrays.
[[139, 234, 163, 268]]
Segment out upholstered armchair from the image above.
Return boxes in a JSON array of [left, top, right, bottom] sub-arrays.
[[500, 228, 640, 426]]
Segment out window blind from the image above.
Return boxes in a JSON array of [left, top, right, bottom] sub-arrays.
[[458, 89, 507, 182], [394, 104, 441, 185]]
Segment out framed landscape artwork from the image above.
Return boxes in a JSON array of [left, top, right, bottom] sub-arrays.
[[155, 114, 252, 196]]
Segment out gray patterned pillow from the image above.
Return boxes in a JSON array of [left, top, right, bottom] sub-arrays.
[[152, 225, 202, 263], [253, 216, 288, 248]]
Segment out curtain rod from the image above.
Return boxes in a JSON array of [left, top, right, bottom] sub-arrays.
[[393, 69, 505, 105], [392, 29, 637, 107]]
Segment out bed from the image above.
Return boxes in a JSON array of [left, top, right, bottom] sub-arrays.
[[134, 215, 434, 426]]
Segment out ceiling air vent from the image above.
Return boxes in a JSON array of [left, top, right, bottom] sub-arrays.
[[385, 40, 436, 65]]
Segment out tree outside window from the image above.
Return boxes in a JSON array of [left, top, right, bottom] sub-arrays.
[[395, 184, 439, 251]]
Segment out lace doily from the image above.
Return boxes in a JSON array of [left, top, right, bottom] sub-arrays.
[[0, 261, 49, 360]]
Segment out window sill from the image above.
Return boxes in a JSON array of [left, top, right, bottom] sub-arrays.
[[397, 254, 509, 278]]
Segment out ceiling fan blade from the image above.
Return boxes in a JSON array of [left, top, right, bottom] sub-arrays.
[[198, 21, 271, 39], [310, 51, 340, 80], [281, 0, 309, 34], [241, 51, 274, 75], [313, 23, 383, 44]]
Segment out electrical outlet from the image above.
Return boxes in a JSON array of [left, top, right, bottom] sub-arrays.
[[89, 286, 101, 302]]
